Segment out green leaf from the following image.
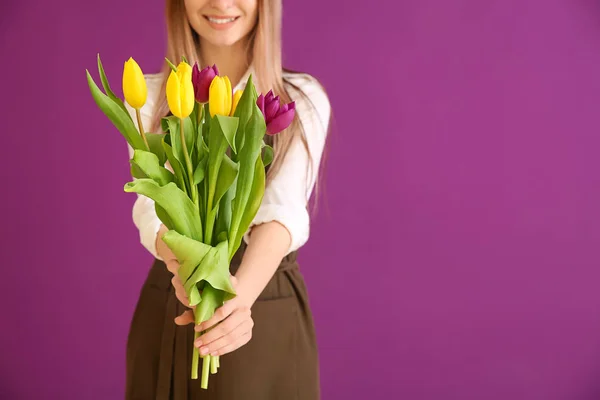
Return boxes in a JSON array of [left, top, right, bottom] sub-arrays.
[[205, 114, 239, 219], [231, 156, 265, 257], [86, 69, 146, 150], [162, 116, 195, 169], [217, 231, 228, 243], [130, 149, 174, 186], [190, 103, 200, 141], [161, 232, 236, 306], [262, 144, 274, 167], [124, 179, 203, 241], [195, 129, 208, 165], [202, 103, 211, 145], [206, 116, 227, 212], [155, 204, 175, 230], [228, 105, 266, 258], [146, 132, 167, 166], [97, 54, 129, 117], [165, 57, 177, 72], [162, 230, 212, 285], [195, 284, 224, 324], [232, 74, 259, 156], [130, 161, 147, 179], [215, 175, 236, 242], [183, 242, 232, 296], [163, 139, 188, 194], [214, 115, 239, 153], [214, 154, 238, 208], [181, 55, 189, 64], [193, 155, 207, 185]]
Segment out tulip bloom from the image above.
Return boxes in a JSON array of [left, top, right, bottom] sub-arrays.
[[166, 62, 195, 119], [230, 89, 243, 116], [122, 57, 147, 109], [257, 90, 296, 135], [192, 63, 219, 103], [209, 76, 232, 117]]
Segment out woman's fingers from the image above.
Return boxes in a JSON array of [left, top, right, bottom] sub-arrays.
[[193, 275, 240, 331], [195, 306, 250, 345], [174, 309, 194, 325], [211, 331, 253, 356], [195, 300, 238, 332], [165, 259, 179, 275], [197, 318, 254, 356], [171, 275, 191, 308]]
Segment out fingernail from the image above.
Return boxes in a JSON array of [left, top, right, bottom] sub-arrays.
[[195, 340, 202, 348], [200, 347, 208, 355], [194, 324, 202, 332]]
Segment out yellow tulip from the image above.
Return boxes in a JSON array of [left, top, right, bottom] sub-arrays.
[[166, 62, 195, 119], [209, 76, 232, 117], [122, 57, 147, 109], [230, 89, 243, 116]]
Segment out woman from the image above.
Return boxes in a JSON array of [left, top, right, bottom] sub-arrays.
[[123, 0, 331, 399]]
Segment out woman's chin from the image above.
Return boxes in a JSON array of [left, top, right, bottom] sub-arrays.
[[203, 34, 243, 48]]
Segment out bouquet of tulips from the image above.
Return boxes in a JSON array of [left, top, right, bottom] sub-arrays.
[[85, 54, 295, 389]]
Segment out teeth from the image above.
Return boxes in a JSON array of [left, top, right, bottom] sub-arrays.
[[207, 17, 236, 24]]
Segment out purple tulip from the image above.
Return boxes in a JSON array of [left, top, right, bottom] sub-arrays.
[[257, 90, 296, 135], [192, 62, 219, 103]]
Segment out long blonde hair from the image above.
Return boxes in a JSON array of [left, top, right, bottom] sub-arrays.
[[150, 0, 330, 210]]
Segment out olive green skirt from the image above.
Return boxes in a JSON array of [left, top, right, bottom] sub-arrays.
[[125, 244, 320, 399]]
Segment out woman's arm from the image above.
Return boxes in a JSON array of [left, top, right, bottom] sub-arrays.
[[232, 220, 292, 305]]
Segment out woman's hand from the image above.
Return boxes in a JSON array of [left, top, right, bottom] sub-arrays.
[[156, 224, 254, 354], [193, 293, 254, 357]]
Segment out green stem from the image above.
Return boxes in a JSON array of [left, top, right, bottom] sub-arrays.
[[204, 138, 228, 244], [211, 355, 218, 374], [135, 108, 150, 150], [191, 306, 203, 380], [204, 206, 217, 246], [201, 355, 211, 389], [191, 344, 199, 380], [180, 117, 198, 207], [197, 102, 204, 126]]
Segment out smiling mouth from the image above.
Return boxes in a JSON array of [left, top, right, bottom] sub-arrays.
[[204, 16, 240, 24]]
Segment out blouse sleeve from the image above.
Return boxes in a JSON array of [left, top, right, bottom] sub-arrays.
[[124, 77, 164, 261], [242, 75, 331, 255]]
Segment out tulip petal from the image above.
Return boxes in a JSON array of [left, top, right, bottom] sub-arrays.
[[276, 103, 289, 115], [256, 94, 265, 116], [122, 57, 147, 109], [181, 78, 195, 118], [265, 97, 279, 122], [265, 89, 274, 104], [230, 89, 243, 116], [267, 107, 295, 135], [193, 64, 217, 103], [192, 62, 201, 82], [224, 76, 232, 115], [208, 77, 219, 117], [166, 70, 182, 118], [175, 62, 194, 118]]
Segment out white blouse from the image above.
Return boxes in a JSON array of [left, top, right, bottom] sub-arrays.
[[124, 67, 331, 261]]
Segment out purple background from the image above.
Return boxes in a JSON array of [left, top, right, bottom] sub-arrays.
[[2, 0, 600, 399]]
